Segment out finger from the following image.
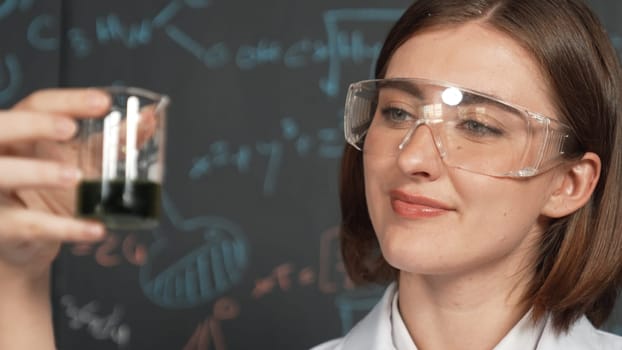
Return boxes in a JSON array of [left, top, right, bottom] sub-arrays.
[[0, 110, 78, 143], [113, 106, 157, 148], [0, 207, 105, 243], [12, 88, 111, 117], [137, 105, 158, 147], [0, 157, 81, 189], [84, 106, 157, 155]]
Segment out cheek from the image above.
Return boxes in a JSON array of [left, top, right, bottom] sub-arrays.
[[361, 155, 555, 274], [452, 174, 551, 242], [362, 155, 393, 229]]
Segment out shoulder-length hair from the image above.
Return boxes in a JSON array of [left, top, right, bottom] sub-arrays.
[[339, 0, 622, 332]]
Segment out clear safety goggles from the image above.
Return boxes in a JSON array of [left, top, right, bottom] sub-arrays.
[[344, 78, 574, 177]]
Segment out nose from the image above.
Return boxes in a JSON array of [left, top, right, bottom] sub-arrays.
[[396, 122, 444, 180]]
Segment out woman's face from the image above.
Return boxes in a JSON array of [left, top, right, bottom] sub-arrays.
[[364, 22, 563, 277]]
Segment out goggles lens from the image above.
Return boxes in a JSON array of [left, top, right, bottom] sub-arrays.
[[344, 78, 572, 177]]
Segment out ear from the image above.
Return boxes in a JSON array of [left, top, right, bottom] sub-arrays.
[[541, 152, 601, 218]]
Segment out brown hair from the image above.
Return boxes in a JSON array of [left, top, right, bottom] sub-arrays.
[[339, 0, 622, 332]]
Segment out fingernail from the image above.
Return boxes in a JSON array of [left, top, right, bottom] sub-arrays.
[[85, 224, 105, 237], [89, 91, 110, 108], [60, 168, 82, 183], [56, 119, 77, 136]]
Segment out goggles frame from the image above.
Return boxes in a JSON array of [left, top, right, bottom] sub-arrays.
[[344, 78, 575, 177]]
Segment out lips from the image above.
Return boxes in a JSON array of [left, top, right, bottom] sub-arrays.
[[389, 189, 453, 219]]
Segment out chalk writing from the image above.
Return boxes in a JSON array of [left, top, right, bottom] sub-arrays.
[[13, 3, 619, 111], [606, 309, 622, 336], [183, 297, 239, 350], [164, 26, 230, 68], [0, 0, 33, 21], [27, 14, 57, 50], [71, 232, 148, 267], [316, 226, 383, 333], [26, 0, 211, 55], [320, 9, 404, 96], [0, 1, 617, 348], [188, 115, 343, 195], [335, 288, 384, 335], [96, 14, 152, 48], [0, 53, 21, 105], [60, 295, 131, 347], [23, 1, 401, 99], [246, 225, 381, 334], [252, 263, 316, 299], [246, 227, 355, 300], [318, 226, 354, 293], [140, 194, 249, 308], [70, 193, 248, 309], [164, 8, 402, 96]]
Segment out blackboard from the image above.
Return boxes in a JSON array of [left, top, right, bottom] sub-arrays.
[[0, 0, 620, 349]]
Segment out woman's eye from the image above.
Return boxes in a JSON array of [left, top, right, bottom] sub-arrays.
[[457, 119, 504, 137], [380, 107, 412, 122]]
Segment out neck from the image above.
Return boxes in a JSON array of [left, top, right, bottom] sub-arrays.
[[397, 263, 533, 350]]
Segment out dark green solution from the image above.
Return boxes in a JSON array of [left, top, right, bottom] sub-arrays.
[[77, 179, 161, 230]]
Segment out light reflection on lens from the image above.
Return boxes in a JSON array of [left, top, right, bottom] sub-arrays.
[[441, 87, 463, 106]]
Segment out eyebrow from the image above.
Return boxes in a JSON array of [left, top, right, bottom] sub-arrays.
[[459, 93, 520, 115], [375, 79, 523, 116], [376, 79, 424, 99]]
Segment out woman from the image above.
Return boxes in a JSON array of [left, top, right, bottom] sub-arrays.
[[314, 0, 622, 349], [0, 89, 109, 349]]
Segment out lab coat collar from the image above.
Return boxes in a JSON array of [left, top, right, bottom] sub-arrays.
[[391, 287, 545, 350], [335, 283, 622, 350]]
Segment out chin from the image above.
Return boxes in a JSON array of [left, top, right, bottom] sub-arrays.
[[376, 224, 452, 275], [379, 230, 443, 273]]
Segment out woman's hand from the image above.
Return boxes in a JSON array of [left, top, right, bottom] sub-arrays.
[[0, 88, 111, 281]]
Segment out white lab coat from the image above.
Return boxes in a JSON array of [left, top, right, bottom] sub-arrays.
[[311, 284, 622, 350]]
